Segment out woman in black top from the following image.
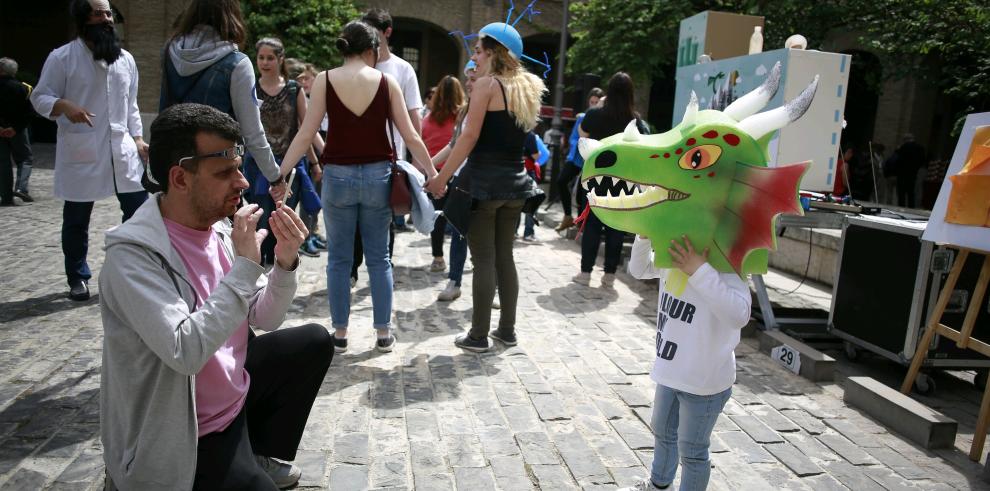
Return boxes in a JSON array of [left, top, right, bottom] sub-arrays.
[[575, 72, 648, 288], [426, 33, 546, 352]]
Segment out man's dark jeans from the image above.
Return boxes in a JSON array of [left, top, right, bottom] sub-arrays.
[[63, 190, 147, 286]]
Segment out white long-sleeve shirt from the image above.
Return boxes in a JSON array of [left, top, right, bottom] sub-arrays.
[[31, 38, 145, 201], [628, 237, 752, 395]]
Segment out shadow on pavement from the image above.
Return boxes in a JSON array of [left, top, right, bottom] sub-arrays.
[[0, 292, 100, 323]]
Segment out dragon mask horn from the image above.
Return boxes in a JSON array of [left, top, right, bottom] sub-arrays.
[[681, 91, 699, 126], [737, 75, 819, 141], [578, 137, 602, 160], [724, 62, 782, 122], [622, 120, 642, 142]]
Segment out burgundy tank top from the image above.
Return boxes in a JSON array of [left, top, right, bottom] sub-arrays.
[[320, 73, 394, 165]]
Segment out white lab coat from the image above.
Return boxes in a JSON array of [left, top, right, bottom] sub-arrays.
[[31, 38, 145, 202]]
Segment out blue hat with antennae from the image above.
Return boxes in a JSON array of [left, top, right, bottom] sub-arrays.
[[448, 0, 552, 78]]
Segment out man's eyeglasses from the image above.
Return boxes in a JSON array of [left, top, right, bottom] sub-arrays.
[[178, 144, 245, 167]]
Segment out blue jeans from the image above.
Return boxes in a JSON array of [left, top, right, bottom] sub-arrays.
[[62, 190, 147, 285], [650, 384, 731, 490], [322, 162, 393, 330], [448, 223, 468, 286]]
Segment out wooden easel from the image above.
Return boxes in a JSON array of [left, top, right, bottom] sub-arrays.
[[901, 246, 990, 461]]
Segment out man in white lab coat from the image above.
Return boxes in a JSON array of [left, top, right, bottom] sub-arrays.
[[31, 0, 149, 301]]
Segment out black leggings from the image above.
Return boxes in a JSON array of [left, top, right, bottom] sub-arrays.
[[580, 212, 625, 274], [431, 196, 448, 258], [193, 324, 333, 490], [557, 163, 585, 217]]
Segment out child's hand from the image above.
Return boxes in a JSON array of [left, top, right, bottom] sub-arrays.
[[668, 235, 709, 276]]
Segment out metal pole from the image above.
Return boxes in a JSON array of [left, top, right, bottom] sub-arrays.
[[544, 0, 569, 207]]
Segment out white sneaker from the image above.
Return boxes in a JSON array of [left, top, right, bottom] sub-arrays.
[[573, 272, 591, 285], [429, 257, 446, 272], [255, 455, 301, 489], [601, 273, 616, 288], [617, 478, 667, 491], [438, 280, 461, 301]]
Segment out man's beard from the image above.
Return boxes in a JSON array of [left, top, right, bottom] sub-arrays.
[[81, 22, 121, 64]]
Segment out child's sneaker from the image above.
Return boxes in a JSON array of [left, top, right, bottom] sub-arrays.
[[617, 478, 669, 491]]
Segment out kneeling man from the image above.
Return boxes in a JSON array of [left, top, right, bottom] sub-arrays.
[[99, 103, 333, 490]]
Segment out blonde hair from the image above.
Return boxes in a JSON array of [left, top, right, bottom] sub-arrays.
[[482, 38, 546, 132]]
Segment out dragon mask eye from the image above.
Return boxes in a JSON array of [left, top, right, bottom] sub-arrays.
[[678, 144, 722, 171]]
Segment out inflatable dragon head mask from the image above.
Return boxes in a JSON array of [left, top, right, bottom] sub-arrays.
[[579, 62, 817, 275]]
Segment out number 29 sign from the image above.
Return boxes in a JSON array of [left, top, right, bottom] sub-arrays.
[[771, 344, 801, 375]]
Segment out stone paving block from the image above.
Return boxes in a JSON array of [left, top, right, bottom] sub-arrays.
[[816, 434, 880, 466], [294, 449, 328, 488], [550, 426, 611, 483], [715, 431, 776, 464], [611, 385, 652, 408], [799, 473, 851, 491], [864, 445, 931, 480], [728, 414, 784, 444], [764, 442, 824, 477], [445, 433, 485, 468], [409, 441, 446, 476], [453, 466, 497, 490], [861, 466, 923, 489], [779, 409, 827, 435], [53, 449, 103, 484], [709, 450, 773, 488], [333, 432, 369, 465], [607, 466, 649, 488], [751, 406, 802, 433], [0, 438, 42, 475], [477, 426, 521, 458], [531, 393, 570, 421], [489, 455, 534, 490], [530, 464, 580, 490], [709, 433, 728, 454], [632, 407, 653, 430], [2, 466, 48, 490], [609, 418, 654, 450], [516, 432, 559, 465], [586, 432, 643, 468], [502, 405, 543, 434], [404, 408, 439, 442], [329, 463, 368, 491], [492, 382, 529, 406], [783, 433, 841, 462], [821, 461, 884, 490], [844, 376, 958, 450], [823, 418, 884, 448]]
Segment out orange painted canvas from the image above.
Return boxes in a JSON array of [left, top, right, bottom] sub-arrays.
[[946, 125, 990, 227]]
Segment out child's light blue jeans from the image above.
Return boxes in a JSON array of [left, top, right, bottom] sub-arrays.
[[650, 384, 731, 490]]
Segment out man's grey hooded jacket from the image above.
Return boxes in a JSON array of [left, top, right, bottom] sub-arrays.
[[99, 196, 296, 490]]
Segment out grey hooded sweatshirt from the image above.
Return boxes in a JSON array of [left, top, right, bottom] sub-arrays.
[[167, 26, 281, 181], [99, 196, 297, 490]]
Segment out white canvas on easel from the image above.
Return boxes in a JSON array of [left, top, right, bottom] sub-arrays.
[[922, 112, 990, 252]]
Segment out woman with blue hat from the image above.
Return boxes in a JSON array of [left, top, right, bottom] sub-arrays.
[[426, 21, 546, 352]]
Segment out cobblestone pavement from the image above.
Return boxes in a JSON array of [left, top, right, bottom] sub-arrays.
[[1, 149, 988, 490]]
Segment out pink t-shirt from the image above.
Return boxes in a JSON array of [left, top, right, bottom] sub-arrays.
[[164, 218, 250, 437]]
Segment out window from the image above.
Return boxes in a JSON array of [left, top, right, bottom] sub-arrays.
[[402, 47, 420, 71]]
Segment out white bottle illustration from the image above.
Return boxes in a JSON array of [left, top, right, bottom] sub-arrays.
[[749, 26, 764, 55]]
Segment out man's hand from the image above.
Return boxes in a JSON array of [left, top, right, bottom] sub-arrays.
[[231, 204, 266, 265], [425, 175, 447, 197], [269, 181, 288, 202], [668, 235, 709, 276], [0, 127, 14, 138], [54, 99, 95, 127], [270, 202, 308, 270], [134, 136, 149, 162]]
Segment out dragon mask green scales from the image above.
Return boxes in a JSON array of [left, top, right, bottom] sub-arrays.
[[579, 62, 817, 276]]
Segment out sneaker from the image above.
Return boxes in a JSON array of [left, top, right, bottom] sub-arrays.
[[617, 478, 669, 491], [13, 190, 33, 203], [522, 234, 537, 242], [601, 273, 616, 288], [332, 336, 348, 354], [376, 332, 396, 353], [454, 332, 490, 352], [555, 215, 575, 231], [438, 280, 461, 301], [298, 237, 320, 257], [430, 257, 446, 272], [311, 234, 327, 250], [572, 272, 591, 286], [489, 329, 517, 346], [254, 455, 301, 489], [350, 275, 357, 288], [69, 280, 90, 301]]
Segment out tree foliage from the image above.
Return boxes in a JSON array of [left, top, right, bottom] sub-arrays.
[[567, 0, 990, 132], [242, 0, 360, 70]]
